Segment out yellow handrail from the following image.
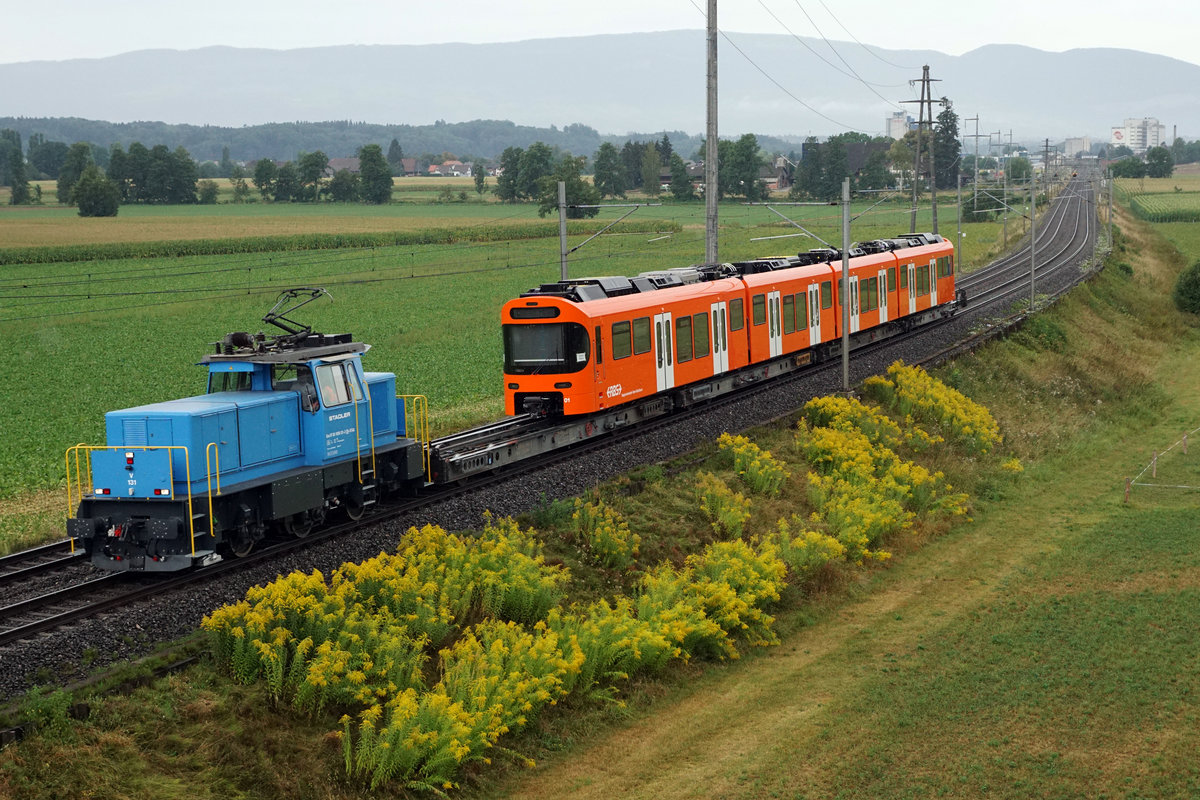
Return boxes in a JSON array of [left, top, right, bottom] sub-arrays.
[[205, 442, 222, 537], [64, 444, 198, 556], [398, 395, 430, 477]]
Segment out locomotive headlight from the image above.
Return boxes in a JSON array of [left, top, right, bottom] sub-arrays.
[[125, 451, 135, 465]]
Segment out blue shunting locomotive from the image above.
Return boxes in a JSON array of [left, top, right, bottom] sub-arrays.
[[66, 289, 427, 572]]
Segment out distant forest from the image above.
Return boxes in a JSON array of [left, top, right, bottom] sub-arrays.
[[0, 117, 805, 167]]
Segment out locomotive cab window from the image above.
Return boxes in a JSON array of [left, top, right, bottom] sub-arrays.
[[821, 281, 832, 309], [208, 371, 250, 393], [503, 322, 590, 374], [752, 294, 766, 326], [729, 298, 745, 331], [612, 320, 632, 360], [632, 317, 652, 355], [316, 363, 353, 407], [273, 364, 319, 412]]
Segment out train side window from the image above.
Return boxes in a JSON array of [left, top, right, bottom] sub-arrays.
[[693, 312, 709, 358], [783, 294, 796, 334], [612, 320, 632, 359], [752, 294, 766, 325], [947, 255, 954, 275], [316, 363, 352, 407], [821, 281, 832, 309], [868, 277, 879, 311], [675, 315, 693, 363], [796, 293, 807, 328], [900, 266, 909, 289], [729, 298, 745, 331], [632, 317, 651, 355], [888, 268, 896, 292], [916, 265, 931, 296]]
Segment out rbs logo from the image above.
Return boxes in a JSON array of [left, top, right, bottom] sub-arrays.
[[605, 384, 623, 398]]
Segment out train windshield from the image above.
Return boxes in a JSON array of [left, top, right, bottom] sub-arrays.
[[503, 323, 590, 374]]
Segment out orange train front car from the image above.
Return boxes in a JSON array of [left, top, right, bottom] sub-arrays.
[[501, 234, 956, 419]]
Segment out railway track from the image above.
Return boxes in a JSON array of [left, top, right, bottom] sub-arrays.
[[0, 178, 1103, 653], [0, 540, 85, 589]]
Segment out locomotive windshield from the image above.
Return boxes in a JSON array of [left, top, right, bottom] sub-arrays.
[[503, 322, 590, 374]]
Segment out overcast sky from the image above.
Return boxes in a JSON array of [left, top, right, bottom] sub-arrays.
[[7, 0, 1200, 67]]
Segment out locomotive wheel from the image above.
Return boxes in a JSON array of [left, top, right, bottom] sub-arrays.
[[343, 493, 365, 521], [230, 534, 255, 557], [281, 512, 314, 538]]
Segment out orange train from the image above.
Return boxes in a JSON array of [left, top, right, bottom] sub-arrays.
[[501, 233, 958, 418]]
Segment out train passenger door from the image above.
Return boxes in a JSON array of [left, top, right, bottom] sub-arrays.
[[768, 290, 783, 357], [710, 301, 729, 375], [653, 311, 674, 392], [848, 276, 861, 334], [878, 269, 889, 323], [929, 259, 939, 305], [807, 284, 821, 344], [907, 264, 917, 315]]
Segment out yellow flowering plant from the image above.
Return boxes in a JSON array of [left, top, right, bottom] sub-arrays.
[[717, 433, 790, 495], [571, 498, 642, 570], [695, 471, 752, 538]]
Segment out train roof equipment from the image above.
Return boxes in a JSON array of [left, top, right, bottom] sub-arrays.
[[201, 287, 367, 365], [519, 234, 946, 304]]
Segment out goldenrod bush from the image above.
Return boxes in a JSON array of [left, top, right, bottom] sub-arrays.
[[695, 471, 752, 538], [763, 516, 847, 578], [863, 362, 1001, 454], [717, 433, 790, 495], [685, 539, 786, 647], [571, 498, 641, 570]]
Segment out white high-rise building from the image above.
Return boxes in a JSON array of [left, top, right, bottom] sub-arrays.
[[1110, 118, 1166, 154], [886, 111, 913, 140]]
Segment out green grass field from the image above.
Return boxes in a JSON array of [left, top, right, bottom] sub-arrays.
[[2, 197, 1198, 799]]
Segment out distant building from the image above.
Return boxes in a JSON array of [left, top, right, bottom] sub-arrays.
[[324, 157, 360, 176], [1111, 118, 1166, 154], [886, 111, 913, 140], [1063, 137, 1091, 158]]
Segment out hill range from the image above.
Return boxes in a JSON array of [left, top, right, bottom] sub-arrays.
[[2, 30, 1198, 158]]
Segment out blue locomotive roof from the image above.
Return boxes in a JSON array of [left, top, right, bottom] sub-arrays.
[[109, 391, 294, 417]]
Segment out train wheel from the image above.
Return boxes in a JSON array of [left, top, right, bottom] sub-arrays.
[[281, 512, 314, 538], [343, 493, 366, 521], [231, 534, 255, 557]]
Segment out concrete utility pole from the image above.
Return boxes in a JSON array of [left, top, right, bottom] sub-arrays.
[[558, 181, 568, 280], [1030, 172, 1038, 311], [841, 177, 851, 392], [705, 0, 719, 264], [956, 174, 963, 271]]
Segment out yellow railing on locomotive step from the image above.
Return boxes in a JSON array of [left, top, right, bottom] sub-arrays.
[[65, 444, 223, 558], [399, 394, 430, 478]]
